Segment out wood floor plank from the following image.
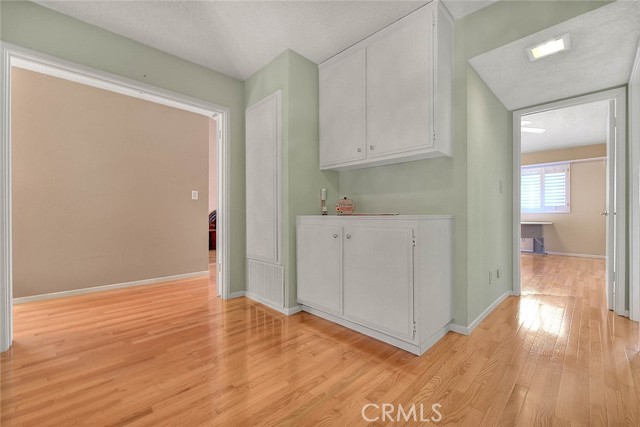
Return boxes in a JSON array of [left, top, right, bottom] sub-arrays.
[[1, 253, 638, 426]]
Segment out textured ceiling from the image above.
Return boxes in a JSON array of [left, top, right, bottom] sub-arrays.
[[36, 1, 497, 81], [469, 1, 640, 111], [442, 0, 499, 19], [521, 101, 609, 154], [36, 0, 431, 80]]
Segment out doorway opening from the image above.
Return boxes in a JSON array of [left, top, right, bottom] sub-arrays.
[[512, 88, 627, 316], [0, 43, 231, 352]]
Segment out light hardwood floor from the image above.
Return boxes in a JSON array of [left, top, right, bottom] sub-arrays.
[[1, 254, 638, 426]]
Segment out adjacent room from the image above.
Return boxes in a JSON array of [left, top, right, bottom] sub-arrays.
[[10, 64, 222, 302], [520, 101, 609, 299]]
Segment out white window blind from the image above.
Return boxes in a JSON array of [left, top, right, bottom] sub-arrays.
[[521, 163, 570, 213]]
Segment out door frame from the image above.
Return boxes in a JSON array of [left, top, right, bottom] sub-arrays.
[[0, 42, 232, 352], [512, 87, 627, 316], [629, 45, 640, 322]]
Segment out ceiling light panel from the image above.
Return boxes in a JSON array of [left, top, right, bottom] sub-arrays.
[[527, 34, 571, 61], [521, 127, 546, 133]]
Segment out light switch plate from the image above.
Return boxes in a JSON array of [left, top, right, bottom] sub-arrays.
[[191, 190, 199, 200]]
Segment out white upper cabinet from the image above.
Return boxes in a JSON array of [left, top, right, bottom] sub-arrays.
[[366, 9, 434, 159], [319, 48, 367, 166], [319, 1, 454, 171]]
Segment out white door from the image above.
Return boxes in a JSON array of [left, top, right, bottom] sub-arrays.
[[245, 92, 281, 264], [296, 224, 342, 315], [605, 99, 616, 310], [319, 48, 367, 168], [343, 226, 414, 340], [366, 4, 434, 158]]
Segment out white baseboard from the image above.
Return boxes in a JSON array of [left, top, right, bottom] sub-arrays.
[[301, 305, 449, 355], [448, 323, 468, 335], [245, 292, 300, 316], [419, 326, 450, 354], [13, 270, 209, 304], [545, 251, 605, 259], [283, 305, 303, 315], [449, 290, 513, 336], [227, 291, 246, 299]]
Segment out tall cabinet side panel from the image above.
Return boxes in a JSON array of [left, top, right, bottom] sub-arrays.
[[416, 219, 453, 343], [435, 3, 454, 157]]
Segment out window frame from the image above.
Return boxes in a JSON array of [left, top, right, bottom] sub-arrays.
[[521, 162, 571, 214]]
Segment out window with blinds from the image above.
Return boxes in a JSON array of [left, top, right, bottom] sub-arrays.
[[521, 163, 570, 213]]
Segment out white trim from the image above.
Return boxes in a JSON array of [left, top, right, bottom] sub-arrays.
[[545, 251, 606, 259], [283, 305, 303, 315], [245, 292, 299, 317], [630, 42, 640, 322], [301, 305, 449, 355], [522, 156, 606, 168], [227, 291, 247, 299], [0, 43, 12, 352], [217, 104, 231, 301], [13, 271, 209, 304], [11, 58, 215, 117], [624, 310, 630, 318], [419, 326, 450, 354], [513, 88, 627, 318], [447, 323, 468, 335], [512, 110, 522, 296], [449, 290, 513, 336], [0, 42, 233, 352]]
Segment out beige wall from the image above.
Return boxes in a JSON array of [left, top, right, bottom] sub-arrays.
[[208, 118, 217, 213], [522, 143, 606, 165], [521, 144, 606, 256], [12, 67, 210, 298]]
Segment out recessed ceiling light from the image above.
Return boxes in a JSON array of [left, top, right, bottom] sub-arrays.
[[526, 34, 571, 61], [521, 120, 532, 126], [521, 127, 546, 134]]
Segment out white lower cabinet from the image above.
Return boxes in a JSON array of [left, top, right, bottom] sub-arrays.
[[296, 215, 453, 355], [343, 226, 414, 340], [296, 224, 342, 316]]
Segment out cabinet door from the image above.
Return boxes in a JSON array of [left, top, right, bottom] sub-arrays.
[[296, 224, 342, 315], [343, 226, 414, 340], [319, 48, 367, 168], [246, 91, 281, 263], [366, 5, 434, 158]]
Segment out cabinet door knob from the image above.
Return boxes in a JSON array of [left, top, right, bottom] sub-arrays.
[[370, 145, 374, 150], [357, 148, 362, 153], [333, 233, 338, 238], [346, 234, 351, 239]]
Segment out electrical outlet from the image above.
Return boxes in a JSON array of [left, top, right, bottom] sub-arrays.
[[191, 190, 199, 200]]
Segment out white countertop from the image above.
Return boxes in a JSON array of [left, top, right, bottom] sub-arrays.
[[298, 214, 454, 220], [521, 221, 553, 225]]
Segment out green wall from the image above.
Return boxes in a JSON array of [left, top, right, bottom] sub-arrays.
[[0, 1, 248, 294], [244, 50, 338, 308], [466, 66, 512, 322]]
